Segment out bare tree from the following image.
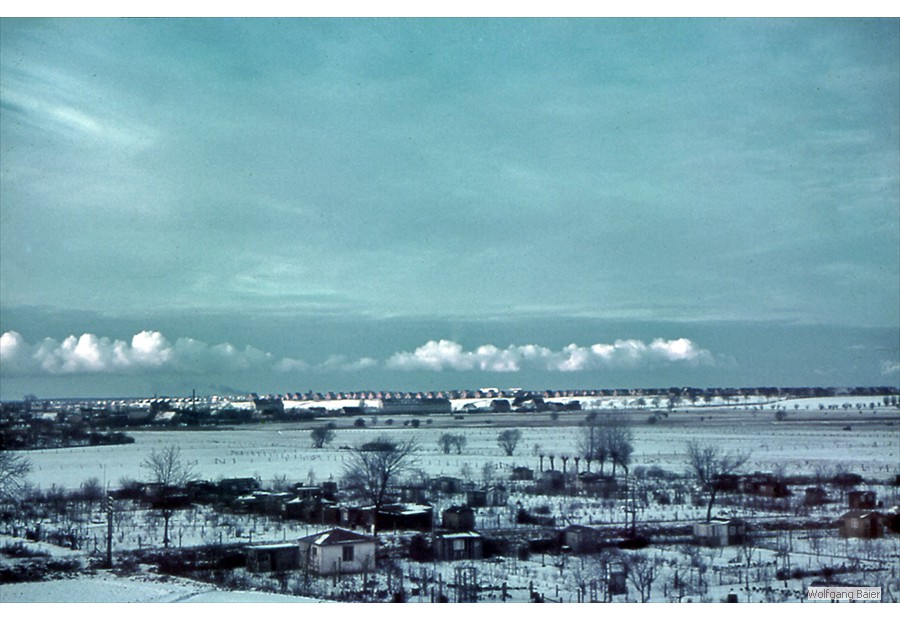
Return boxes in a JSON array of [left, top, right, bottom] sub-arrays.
[[686, 441, 749, 522], [497, 429, 522, 456], [341, 435, 418, 529], [142, 445, 196, 547], [578, 415, 632, 476], [481, 461, 495, 484], [80, 476, 104, 514], [0, 452, 32, 501], [625, 553, 660, 602], [438, 433, 466, 455], [439, 433, 455, 454], [578, 414, 604, 472], [310, 426, 335, 448], [608, 421, 634, 477]]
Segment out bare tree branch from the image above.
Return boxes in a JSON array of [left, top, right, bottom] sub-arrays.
[[686, 440, 749, 522], [142, 445, 196, 489], [341, 435, 418, 521], [0, 452, 32, 501]]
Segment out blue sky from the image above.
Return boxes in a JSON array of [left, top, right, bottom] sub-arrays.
[[1, 18, 898, 398]]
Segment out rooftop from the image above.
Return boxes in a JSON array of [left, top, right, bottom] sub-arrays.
[[299, 528, 377, 546]]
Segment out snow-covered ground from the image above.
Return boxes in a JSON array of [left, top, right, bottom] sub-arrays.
[[14, 404, 898, 492], [0, 571, 330, 603], [3, 397, 897, 604]]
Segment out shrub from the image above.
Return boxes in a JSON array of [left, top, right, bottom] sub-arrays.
[[354, 418, 366, 428], [1, 542, 49, 559], [310, 426, 335, 448]]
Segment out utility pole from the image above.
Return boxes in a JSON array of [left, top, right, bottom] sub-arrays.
[[105, 495, 114, 568]]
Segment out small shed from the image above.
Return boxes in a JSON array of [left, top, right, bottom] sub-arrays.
[[292, 485, 322, 501], [434, 531, 483, 561], [285, 497, 333, 522], [576, 472, 618, 498], [466, 485, 508, 508], [693, 518, 746, 547], [246, 543, 300, 573], [748, 478, 790, 498], [838, 510, 882, 539], [298, 528, 377, 575], [536, 470, 566, 494], [511, 466, 534, 481], [562, 524, 605, 553], [375, 503, 434, 531], [607, 561, 628, 596], [848, 490, 876, 510], [257, 491, 293, 515], [218, 477, 260, 497], [804, 487, 828, 506], [442, 505, 476, 531], [398, 482, 430, 503], [432, 476, 464, 494], [320, 481, 338, 501]]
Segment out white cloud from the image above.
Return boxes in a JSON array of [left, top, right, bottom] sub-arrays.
[[1, 331, 717, 378], [386, 338, 716, 372], [319, 355, 380, 372], [0, 331, 295, 376], [882, 360, 900, 376]]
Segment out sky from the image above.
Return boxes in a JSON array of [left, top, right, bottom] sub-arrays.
[[0, 18, 898, 399]]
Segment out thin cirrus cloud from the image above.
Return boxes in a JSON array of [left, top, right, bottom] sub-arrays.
[[0, 331, 715, 377]]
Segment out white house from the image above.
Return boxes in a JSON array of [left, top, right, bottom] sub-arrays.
[[297, 528, 377, 575], [692, 518, 746, 547]]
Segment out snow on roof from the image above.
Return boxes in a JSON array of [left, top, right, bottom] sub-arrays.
[[840, 509, 879, 519], [381, 503, 432, 514], [248, 542, 298, 550], [216, 400, 256, 410], [299, 528, 377, 546], [437, 531, 482, 539]]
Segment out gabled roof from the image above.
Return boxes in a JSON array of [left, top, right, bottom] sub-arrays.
[[299, 528, 377, 546]]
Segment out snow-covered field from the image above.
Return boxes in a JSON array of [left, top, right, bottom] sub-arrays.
[[0, 571, 330, 603], [16, 404, 899, 492]]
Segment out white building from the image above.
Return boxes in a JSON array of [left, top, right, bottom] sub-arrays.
[[297, 528, 377, 575]]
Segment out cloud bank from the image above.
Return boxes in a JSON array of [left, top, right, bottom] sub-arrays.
[[385, 338, 715, 372], [1, 331, 715, 377], [0, 331, 286, 376]]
